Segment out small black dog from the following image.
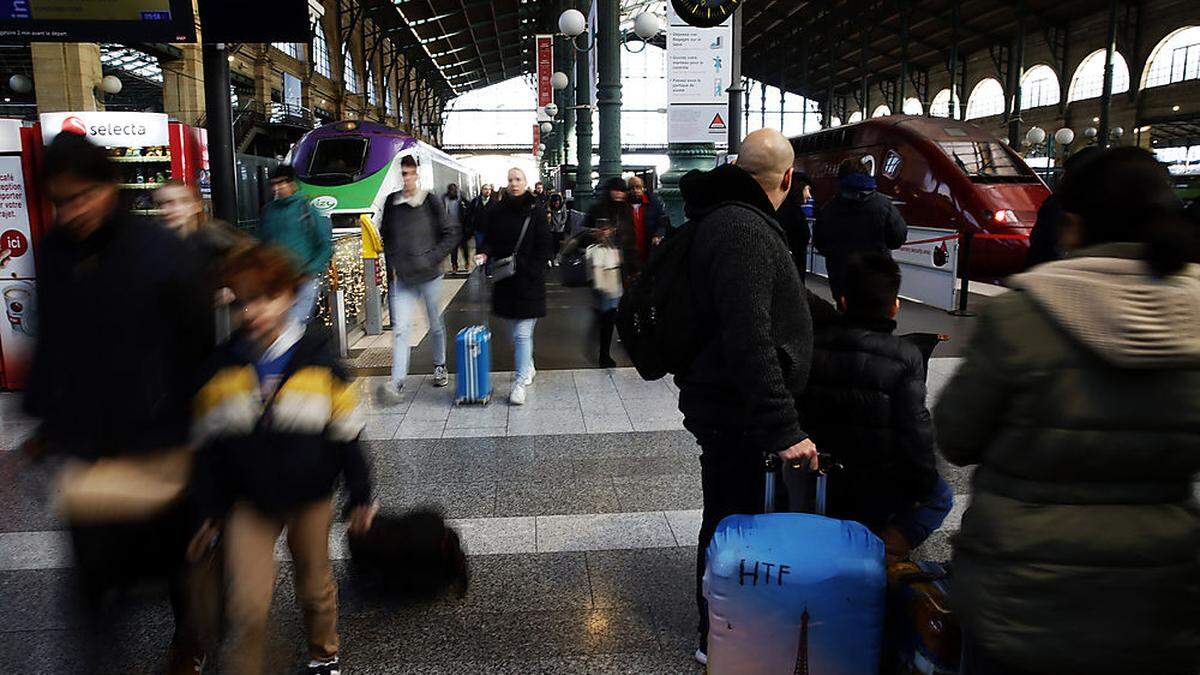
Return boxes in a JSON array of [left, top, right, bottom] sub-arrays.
[[347, 508, 470, 601]]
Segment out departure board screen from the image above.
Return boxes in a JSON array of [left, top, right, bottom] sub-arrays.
[[0, 0, 196, 42]]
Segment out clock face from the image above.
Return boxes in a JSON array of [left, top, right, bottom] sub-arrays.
[[670, 0, 742, 28]]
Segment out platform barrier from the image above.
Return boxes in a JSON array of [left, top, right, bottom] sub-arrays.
[[807, 227, 960, 311]]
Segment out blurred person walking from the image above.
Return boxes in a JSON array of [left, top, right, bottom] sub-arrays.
[[548, 191, 569, 265], [377, 155, 460, 404], [813, 158, 907, 302], [257, 165, 332, 323], [475, 168, 552, 405], [935, 147, 1200, 675], [676, 129, 818, 664], [27, 132, 217, 673], [443, 182, 471, 275], [191, 245, 374, 675]]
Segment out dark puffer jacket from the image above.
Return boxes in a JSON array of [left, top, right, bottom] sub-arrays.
[[799, 315, 938, 530], [675, 163, 813, 454], [813, 176, 907, 295], [935, 244, 1200, 675], [479, 191, 552, 320]]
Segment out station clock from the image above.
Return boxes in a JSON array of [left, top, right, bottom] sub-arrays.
[[670, 0, 743, 28]]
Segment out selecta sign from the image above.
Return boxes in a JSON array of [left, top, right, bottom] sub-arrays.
[[39, 112, 170, 147]]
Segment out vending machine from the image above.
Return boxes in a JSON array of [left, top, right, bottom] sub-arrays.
[[0, 119, 45, 390], [0, 112, 210, 390], [37, 111, 209, 218]]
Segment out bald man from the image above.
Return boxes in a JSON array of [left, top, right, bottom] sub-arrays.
[[676, 128, 818, 664]]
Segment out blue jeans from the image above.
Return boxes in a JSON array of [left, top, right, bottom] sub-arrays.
[[389, 277, 447, 386], [290, 277, 321, 324], [510, 318, 537, 384], [892, 477, 954, 547]]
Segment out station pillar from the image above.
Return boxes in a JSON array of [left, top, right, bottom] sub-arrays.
[[573, 0, 594, 212], [595, 0, 622, 191], [31, 43, 104, 113], [660, 142, 715, 228], [162, 44, 207, 126]]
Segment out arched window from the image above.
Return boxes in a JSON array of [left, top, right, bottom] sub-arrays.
[[1143, 26, 1200, 88], [386, 85, 396, 117], [344, 51, 359, 93], [365, 61, 377, 106], [902, 97, 923, 115], [872, 104, 892, 118], [966, 78, 1005, 119], [929, 89, 960, 118], [312, 24, 332, 78], [848, 110, 864, 123], [1068, 49, 1130, 101], [273, 43, 303, 61], [1020, 64, 1061, 109]]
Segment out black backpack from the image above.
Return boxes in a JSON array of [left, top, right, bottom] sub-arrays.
[[616, 220, 700, 381]]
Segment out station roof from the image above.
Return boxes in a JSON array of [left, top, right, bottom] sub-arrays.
[[380, 0, 561, 96], [741, 0, 1112, 103]]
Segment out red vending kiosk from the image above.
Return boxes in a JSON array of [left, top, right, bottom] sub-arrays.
[[37, 111, 209, 216], [0, 119, 45, 390], [0, 112, 209, 390]]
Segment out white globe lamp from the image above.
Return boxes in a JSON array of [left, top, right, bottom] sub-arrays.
[[544, 103, 559, 118], [8, 74, 31, 94], [558, 9, 587, 37], [551, 71, 570, 91], [1025, 126, 1046, 146], [633, 12, 661, 40], [540, 122, 553, 134], [1083, 126, 1098, 139], [100, 75, 123, 95], [1053, 128, 1075, 146]]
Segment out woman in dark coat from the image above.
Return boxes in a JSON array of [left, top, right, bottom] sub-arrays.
[[935, 147, 1200, 675], [477, 167, 552, 405]]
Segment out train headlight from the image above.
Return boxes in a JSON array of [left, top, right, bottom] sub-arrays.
[[987, 209, 1017, 224]]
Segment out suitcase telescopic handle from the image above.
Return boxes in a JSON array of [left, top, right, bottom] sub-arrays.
[[763, 452, 842, 515]]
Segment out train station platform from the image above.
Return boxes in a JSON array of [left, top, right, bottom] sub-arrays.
[[0, 270, 981, 673]]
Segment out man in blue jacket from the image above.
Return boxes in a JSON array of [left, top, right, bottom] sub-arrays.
[[258, 165, 333, 322]]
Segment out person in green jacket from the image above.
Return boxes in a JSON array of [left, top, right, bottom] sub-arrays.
[[935, 147, 1200, 675], [258, 165, 333, 323]]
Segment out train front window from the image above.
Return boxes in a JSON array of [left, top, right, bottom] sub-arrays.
[[939, 140, 1037, 182], [307, 137, 367, 185]]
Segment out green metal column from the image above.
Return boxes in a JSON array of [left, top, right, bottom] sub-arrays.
[[596, 0, 622, 190], [573, 0, 594, 210], [660, 143, 715, 230], [560, 33, 575, 168]]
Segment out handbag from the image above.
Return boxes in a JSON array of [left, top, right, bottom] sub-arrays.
[[490, 216, 531, 283], [56, 447, 193, 524]]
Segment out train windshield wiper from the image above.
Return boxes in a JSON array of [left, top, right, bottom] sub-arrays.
[[952, 152, 971, 175]]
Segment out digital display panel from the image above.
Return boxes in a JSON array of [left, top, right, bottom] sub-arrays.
[[0, 0, 196, 42]]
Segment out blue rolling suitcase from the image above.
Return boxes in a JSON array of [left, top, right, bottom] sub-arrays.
[[704, 455, 886, 674], [455, 325, 491, 405]]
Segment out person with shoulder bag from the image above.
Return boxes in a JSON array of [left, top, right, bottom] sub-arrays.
[[474, 167, 552, 405]]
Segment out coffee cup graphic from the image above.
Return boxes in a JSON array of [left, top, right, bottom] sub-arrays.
[[4, 285, 34, 337]]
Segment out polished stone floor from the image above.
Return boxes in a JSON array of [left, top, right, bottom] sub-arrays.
[[0, 357, 972, 674]]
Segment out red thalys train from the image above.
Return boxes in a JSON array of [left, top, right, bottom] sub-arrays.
[[791, 115, 1050, 280]]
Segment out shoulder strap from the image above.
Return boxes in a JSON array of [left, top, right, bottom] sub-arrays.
[[514, 216, 531, 253]]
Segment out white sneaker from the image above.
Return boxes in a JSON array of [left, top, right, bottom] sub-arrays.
[[694, 648, 708, 666], [432, 364, 449, 388], [376, 382, 405, 407], [510, 382, 527, 406], [523, 367, 536, 386]]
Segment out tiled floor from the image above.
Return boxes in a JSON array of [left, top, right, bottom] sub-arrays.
[[357, 368, 685, 439], [0, 357, 981, 673]]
